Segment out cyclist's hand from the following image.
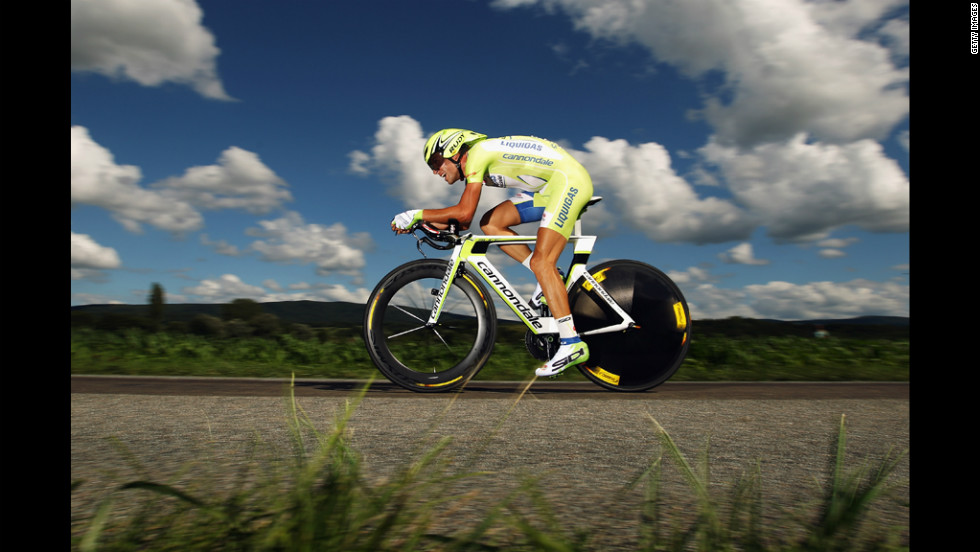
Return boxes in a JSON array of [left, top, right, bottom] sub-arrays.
[[391, 209, 422, 234]]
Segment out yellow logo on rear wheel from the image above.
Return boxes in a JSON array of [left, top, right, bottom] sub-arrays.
[[582, 268, 611, 291], [586, 365, 620, 385], [673, 301, 687, 330]]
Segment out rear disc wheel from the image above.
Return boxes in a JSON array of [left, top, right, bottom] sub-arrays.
[[569, 260, 691, 391]]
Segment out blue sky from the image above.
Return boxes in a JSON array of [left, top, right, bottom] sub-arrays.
[[71, 0, 909, 321]]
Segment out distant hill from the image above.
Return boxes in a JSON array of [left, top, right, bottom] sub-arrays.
[[775, 316, 908, 327], [71, 301, 908, 339], [70, 300, 366, 326], [693, 316, 908, 339]]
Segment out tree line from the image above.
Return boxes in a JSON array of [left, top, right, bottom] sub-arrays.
[[71, 284, 345, 341]]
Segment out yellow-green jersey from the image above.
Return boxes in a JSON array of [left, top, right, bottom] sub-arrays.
[[464, 136, 594, 238]]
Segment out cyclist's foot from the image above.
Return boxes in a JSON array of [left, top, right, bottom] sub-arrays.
[[535, 337, 589, 377]]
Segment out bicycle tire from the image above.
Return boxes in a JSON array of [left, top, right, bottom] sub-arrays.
[[363, 259, 496, 392], [568, 260, 691, 391]]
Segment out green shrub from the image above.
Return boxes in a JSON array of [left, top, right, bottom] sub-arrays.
[[188, 314, 224, 338]]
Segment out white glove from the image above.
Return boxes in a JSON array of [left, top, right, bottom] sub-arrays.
[[391, 209, 422, 231]]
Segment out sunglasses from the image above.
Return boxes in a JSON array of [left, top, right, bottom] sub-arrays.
[[427, 154, 446, 171]]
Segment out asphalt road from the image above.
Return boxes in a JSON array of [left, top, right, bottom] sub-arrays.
[[71, 377, 909, 549], [70, 375, 909, 400]]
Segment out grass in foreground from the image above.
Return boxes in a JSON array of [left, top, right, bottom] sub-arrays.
[[72, 378, 908, 551]]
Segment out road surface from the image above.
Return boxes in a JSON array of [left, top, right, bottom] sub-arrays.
[[70, 375, 908, 399], [71, 376, 909, 549]]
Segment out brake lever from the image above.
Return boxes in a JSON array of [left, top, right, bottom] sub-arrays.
[[411, 223, 441, 258], [414, 233, 429, 258]]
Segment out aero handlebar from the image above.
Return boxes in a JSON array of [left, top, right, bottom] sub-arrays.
[[411, 219, 461, 254]]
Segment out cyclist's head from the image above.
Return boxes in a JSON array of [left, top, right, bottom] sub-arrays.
[[423, 128, 486, 170]]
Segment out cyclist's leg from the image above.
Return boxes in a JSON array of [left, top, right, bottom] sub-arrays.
[[532, 166, 594, 377], [528, 228, 570, 317], [531, 227, 590, 377], [480, 192, 542, 263], [531, 166, 594, 317]]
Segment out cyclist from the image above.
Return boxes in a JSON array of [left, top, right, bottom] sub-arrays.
[[391, 128, 594, 377]]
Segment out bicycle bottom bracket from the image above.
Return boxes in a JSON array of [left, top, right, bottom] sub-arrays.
[[525, 331, 559, 361]]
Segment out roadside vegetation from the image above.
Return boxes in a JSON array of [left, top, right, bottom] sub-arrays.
[[72, 381, 908, 551], [70, 320, 908, 382], [69, 290, 910, 382]]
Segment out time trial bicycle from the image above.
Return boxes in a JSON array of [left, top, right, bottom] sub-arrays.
[[363, 196, 691, 393]]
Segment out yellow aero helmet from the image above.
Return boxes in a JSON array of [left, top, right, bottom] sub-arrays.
[[423, 128, 486, 166]]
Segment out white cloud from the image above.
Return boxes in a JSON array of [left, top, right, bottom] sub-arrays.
[[254, 284, 371, 304], [684, 283, 756, 320], [246, 211, 374, 277], [348, 116, 451, 207], [72, 126, 293, 233], [350, 112, 909, 247], [262, 279, 283, 292], [182, 274, 266, 301], [200, 234, 242, 256], [814, 237, 858, 258], [699, 134, 909, 242], [494, 0, 908, 147], [817, 237, 859, 249], [311, 283, 371, 303], [896, 130, 909, 152], [157, 147, 292, 214], [667, 266, 715, 286], [72, 293, 125, 305], [71, 231, 122, 269], [71, 0, 232, 100], [490, 0, 910, 245], [718, 242, 769, 265], [575, 137, 753, 243], [181, 274, 369, 304], [743, 278, 908, 320], [686, 277, 908, 320], [71, 126, 203, 233], [71, 231, 122, 280], [877, 17, 910, 58], [349, 116, 513, 210]]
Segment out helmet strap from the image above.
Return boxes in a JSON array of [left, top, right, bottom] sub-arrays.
[[450, 153, 465, 183]]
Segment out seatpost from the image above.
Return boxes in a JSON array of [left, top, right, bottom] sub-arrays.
[[573, 196, 603, 235]]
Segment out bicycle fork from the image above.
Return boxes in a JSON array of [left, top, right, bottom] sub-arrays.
[[426, 245, 467, 327]]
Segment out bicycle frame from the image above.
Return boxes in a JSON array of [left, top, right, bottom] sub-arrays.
[[427, 231, 637, 337], [367, 193, 691, 393]]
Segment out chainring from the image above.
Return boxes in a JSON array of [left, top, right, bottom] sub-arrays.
[[524, 331, 559, 361]]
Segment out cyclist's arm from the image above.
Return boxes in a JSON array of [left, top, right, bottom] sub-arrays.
[[422, 181, 483, 229]]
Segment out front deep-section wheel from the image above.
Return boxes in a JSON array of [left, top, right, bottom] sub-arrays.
[[363, 259, 496, 392], [568, 260, 691, 391]]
